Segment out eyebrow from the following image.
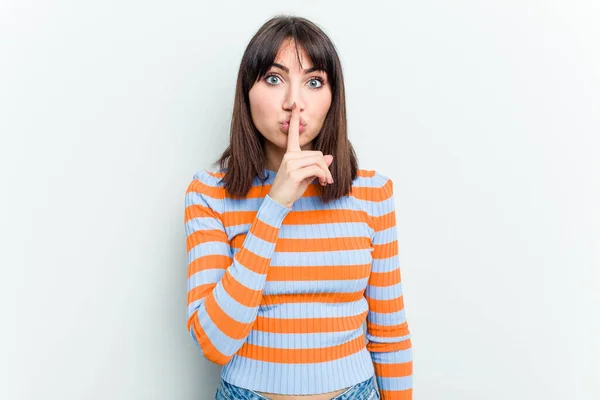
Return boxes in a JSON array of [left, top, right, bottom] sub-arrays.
[[271, 63, 324, 74]]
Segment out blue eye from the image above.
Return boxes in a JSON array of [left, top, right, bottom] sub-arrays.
[[263, 74, 326, 90], [265, 75, 281, 85], [308, 77, 324, 89]]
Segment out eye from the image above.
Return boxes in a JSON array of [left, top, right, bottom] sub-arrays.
[[308, 77, 325, 89], [264, 74, 326, 90], [265, 74, 281, 85]]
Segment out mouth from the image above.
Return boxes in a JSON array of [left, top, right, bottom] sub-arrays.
[[282, 116, 307, 126], [280, 121, 306, 134]]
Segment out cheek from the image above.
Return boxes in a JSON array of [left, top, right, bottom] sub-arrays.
[[250, 88, 277, 120], [314, 92, 332, 120]]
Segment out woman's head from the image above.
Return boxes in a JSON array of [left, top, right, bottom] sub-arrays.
[[248, 37, 332, 160], [215, 15, 358, 202]]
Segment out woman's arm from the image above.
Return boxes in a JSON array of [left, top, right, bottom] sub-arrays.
[[184, 169, 291, 365], [365, 174, 413, 399]]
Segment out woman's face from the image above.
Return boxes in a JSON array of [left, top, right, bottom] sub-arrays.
[[248, 40, 332, 153]]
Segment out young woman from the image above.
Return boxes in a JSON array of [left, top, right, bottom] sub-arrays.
[[184, 15, 413, 400]]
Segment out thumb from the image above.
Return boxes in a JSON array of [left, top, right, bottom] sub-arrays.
[[324, 154, 334, 166]]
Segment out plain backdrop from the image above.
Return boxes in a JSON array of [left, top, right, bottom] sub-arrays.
[[1, 1, 599, 399]]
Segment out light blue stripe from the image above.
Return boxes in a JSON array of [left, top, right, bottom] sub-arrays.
[[366, 332, 411, 344], [365, 281, 403, 300], [187, 299, 203, 319], [185, 190, 225, 209], [353, 195, 395, 216], [216, 261, 268, 292], [370, 348, 413, 364], [367, 309, 407, 325], [187, 269, 225, 291], [188, 241, 231, 262], [259, 298, 368, 319], [190, 326, 199, 345], [264, 278, 369, 294], [185, 216, 224, 235], [375, 376, 413, 390], [372, 226, 397, 245], [227, 222, 372, 239], [232, 249, 372, 266], [370, 256, 399, 273], [239, 231, 277, 258]]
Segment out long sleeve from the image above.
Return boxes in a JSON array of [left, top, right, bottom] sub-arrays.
[[365, 175, 413, 399], [184, 169, 291, 365]]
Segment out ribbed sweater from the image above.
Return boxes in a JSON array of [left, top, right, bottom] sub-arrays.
[[184, 167, 413, 399]]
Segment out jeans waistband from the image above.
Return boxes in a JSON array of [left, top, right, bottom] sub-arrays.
[[216, 375, 378, 400]]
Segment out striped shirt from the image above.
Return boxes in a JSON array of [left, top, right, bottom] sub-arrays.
[[184, 167, 413, 399]]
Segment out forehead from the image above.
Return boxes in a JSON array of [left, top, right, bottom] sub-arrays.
[[273, 40, 313, 70]]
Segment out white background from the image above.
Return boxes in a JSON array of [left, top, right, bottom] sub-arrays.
[[1, 1, 598, 399]]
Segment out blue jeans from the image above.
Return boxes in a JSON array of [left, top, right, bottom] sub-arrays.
[[215, 375, 380, 400]]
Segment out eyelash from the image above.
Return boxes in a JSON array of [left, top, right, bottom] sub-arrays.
[[263, 74, 326, 89]]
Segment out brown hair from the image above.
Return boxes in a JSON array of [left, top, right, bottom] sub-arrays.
[[213, 14, 359, 203]]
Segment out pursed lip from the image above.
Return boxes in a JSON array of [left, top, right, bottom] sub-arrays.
[[282, 118, 307, 126]]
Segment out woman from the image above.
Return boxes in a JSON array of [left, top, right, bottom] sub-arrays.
[[184, 15, 413, 400]]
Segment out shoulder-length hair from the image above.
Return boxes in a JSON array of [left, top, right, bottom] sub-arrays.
[[213, 14, 359, 203]]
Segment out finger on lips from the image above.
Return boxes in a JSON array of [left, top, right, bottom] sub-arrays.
[[286, 102, 330, 186]]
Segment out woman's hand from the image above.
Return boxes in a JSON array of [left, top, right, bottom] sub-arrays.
[[268, 102, 334, 209]]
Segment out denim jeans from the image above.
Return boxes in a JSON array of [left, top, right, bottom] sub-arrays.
[[215, 375, 380, 400]]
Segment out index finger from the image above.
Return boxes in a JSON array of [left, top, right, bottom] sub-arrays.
[[286, 102, 301, 152]]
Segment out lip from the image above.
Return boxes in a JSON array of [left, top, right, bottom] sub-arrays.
[[282, 117, 307, 126], [280, 122, 306, 134]]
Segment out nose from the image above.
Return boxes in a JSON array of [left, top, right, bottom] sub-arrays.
[[283, 85, 305, 111]]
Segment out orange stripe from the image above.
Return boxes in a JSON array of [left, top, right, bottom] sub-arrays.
[[254, 310, 368, 333], [187, 254, 231, 277], [237, 334, 366, 363], [367, 338, 412, 353], [262, 291, 364, 305], [276, 237, 371, 252], [234, 247, 272, 275], [188, 310, 230, 364], [266, 264, 371, 281], [205, 170, 224, 179], [372, 240, 399, 260], [185, 203, 221, 224], [366, 321, 410, 338], [186, 178, 225, 199], [187, 283, 216, 305], [224, 208, 369, 228], [357, 169, 376, 177], [237, 182, 366, 200], [368, 269, 400, 287], [379, 388, 413, 399], [248, 217, 281, 242], [283, 209, 368, 225], [219, 267, 265, 307], [372, 210, 396, 233], [186, 228, 229, 252], [373, 360, 413, 377], [350, 179, 392, 202], [366, 296, 405, 313]]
